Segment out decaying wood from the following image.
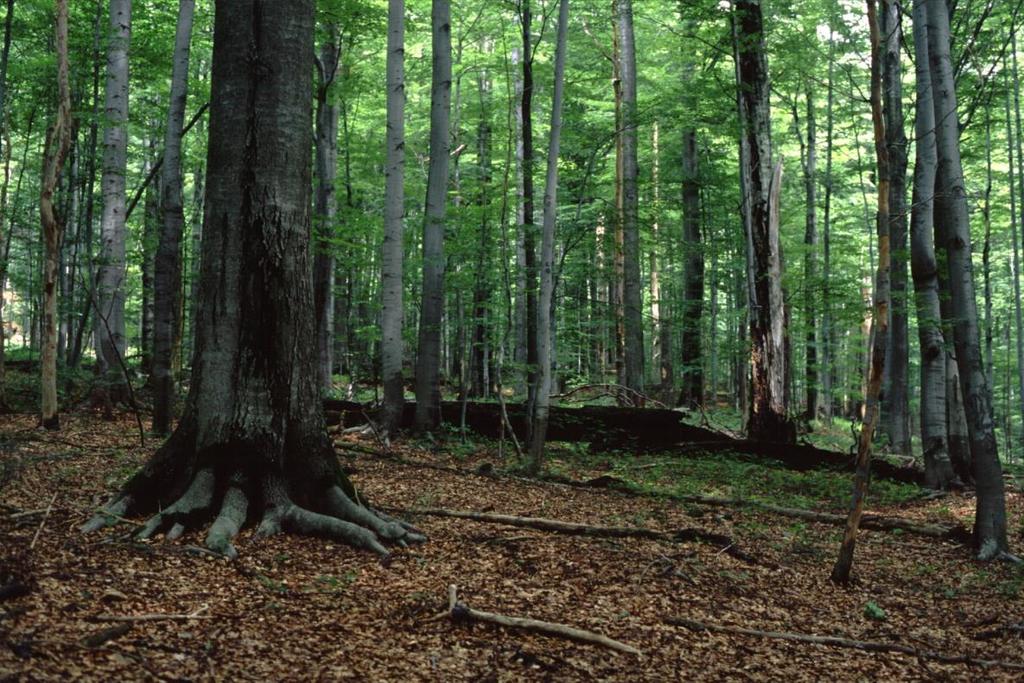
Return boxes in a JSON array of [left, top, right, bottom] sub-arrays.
[[82, 623, 132, 648], [441, 584, 641, 655], [396, 507, 757, 563], [324, 399, 925, 485], [667, 617, 1024, 671], [29, 492, 58, 550]]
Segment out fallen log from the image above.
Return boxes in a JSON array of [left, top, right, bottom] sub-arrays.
[[437, 584, 641, 655], [323, 399, 924, 485], [666, 617, 1024, 671], [391, 507, 758, 564]]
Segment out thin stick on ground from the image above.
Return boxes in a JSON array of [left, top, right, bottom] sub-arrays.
[[29, 492, 57, 550], [93, 605, 212, 623], [392, 507, 758, 563], [666, 617, 1024, 671], [439, 584, 641, 656]]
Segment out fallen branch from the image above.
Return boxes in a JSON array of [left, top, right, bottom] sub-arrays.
[[666, 617, 1024, 671], [29, 492, 58, 550], [93, 605, 211, 623], [82, 623, 132, 648], [974, 620, 1024, 640], [393, 507, 758, 564], [439, 584, 641, 655]]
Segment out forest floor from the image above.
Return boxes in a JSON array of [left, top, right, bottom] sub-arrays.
[[2, 405, 1024, 681]]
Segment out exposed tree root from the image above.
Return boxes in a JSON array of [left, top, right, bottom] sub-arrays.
[[82, 460, 425, 559], [393, 507, 758, 564], [666, 617, 1024, 671], [438, 584, 641, 656]]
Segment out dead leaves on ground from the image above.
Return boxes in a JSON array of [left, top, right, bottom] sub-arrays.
[[1, 412, 1023, 680]]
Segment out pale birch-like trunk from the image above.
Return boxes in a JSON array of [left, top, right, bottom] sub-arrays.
[[93, 0, 131, 400], [380, 0, 406, 435]]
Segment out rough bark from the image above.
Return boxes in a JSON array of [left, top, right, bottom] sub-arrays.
[[152, 0, 195, 434], [926, 0, 1008, 558], [909, 3, 956, 490], [84, 0, 421, 558], [39, 0, 72, 429], [880, 0, 910, 455], [93, 0, 131, 401], [413, 0, 452, 432], [615, 0, 644, 394], [527, 0, 568, 474], [733, 0, 793, 443], [380, 0, 405, 436], [831, 0, 890, 585], [313, 32, 339, 395]]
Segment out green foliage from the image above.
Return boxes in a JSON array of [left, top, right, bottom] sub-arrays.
[[863, 601, 887, 621]]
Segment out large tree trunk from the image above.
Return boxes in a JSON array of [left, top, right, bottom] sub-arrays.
[[413, 0, 452, 432], [93, 0, 131, 401], [909, 2, 956, 490], [925, 0, 1008, 558], [152, 0, 195, 434], [733, 0, 794, 443], [84, 0, 422, 558], [615, 0, 644, 394], [527, 0, 568, 475], [39, 0, 72, 429], [880, 0, 910, 455], [313, 32, 340, 395], [380, 0, 405, 435]]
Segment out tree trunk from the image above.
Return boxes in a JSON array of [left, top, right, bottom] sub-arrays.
[[831, 0, 890, 584], [312, 33, 340, 396], [615, 0, 644, 394], [93, 0, 131, 401], [527, 0, 568, 475], [84, 0, 421, 558], [649, 122, 673, 400], [909, 2, 956, 490], [380, 0, 405, 435], [151, 0, 195, 434], [140, 134, 158, 377], [1011, 30, 1024, 455], [0, 0, 14, 408], [413, 0, 452, 432], [469, 44, 493, 398], [733, 0, 793, 443], [520, 3, 538, 418], [39, 0, 72, 429], [821, 24, 835, 425], [799, 88, 818, 421], [926, 0, 1008, 558], [880, 0, 910, 455]]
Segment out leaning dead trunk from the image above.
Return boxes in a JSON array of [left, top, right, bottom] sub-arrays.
[[152, 0, 195, 434], [84, 0, 421, 558], [414, 0, 452, 432], [925, 0, 1008, 559], [93, 0, 131, 401], [527, 0, 569, 475], [380, 0, 406, 436], [909, 3, 956, 490], [39, 0, 73, 429], [831, 0, 890, 584]]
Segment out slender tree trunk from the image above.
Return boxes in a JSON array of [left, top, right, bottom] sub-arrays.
[[151, 0, 194, 432], [470, 46, 493, 398], [879, 0, 910, 455], [93, 0, 131, 400], [614, 0, 644, 393], [982, 112, 993, 390], [520, 2, 538, 420], [39, 0, 72, 429], [140, 134, 158, 376], [733, 0, 793, 443], [0, 0, 14, 407], [926, 0, 1008, 558], [798, 88, 818, 421], [414, 0, 452, 432], [821, 25, 835, 425], [909, 3, 956, 490], [1011, 29, 1024, 451], [380, 0, 406, 435], [528, 0, 568, 475], [832, 0, 890, 584], [650, 122, 674, 400]]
